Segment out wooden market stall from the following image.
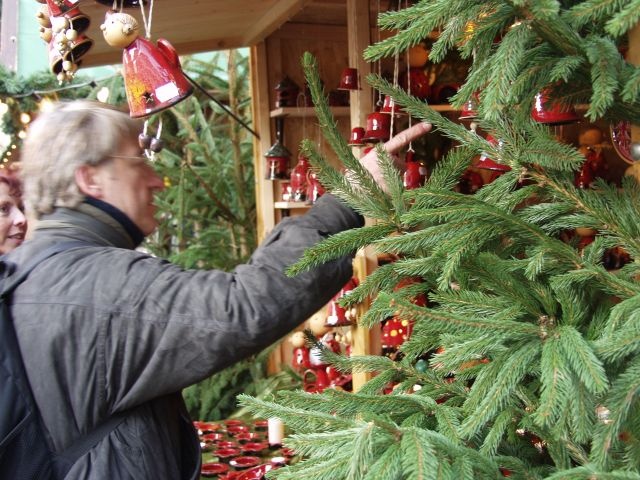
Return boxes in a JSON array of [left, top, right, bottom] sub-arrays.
[[71, 0, 640, 394], [75, 0, 392, 391]]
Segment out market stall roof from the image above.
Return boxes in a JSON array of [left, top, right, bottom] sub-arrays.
[[79, 0, 348, 67]]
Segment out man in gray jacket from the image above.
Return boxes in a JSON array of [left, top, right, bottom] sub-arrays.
[[8, 100, 430, 479]]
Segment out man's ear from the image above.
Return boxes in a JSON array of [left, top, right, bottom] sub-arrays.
[[75, 164, 104, 198]]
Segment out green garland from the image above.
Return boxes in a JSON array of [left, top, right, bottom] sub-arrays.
[[0, 65, 124, 164]]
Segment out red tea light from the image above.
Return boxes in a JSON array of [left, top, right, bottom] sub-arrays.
[[281, 447, 296, 457], [224, 419, 245, 427], [200, 441, 214, 453], [218, 473, 242, 480], [227, 425, 250, 436], [229, 456, 261, 470], [270, 456, 287, 466], [214, 447, 240, 460], [235, 432, 263, 443], [199, 422, 223, 434], [240, 441, 268, 454], [253, 419, 268, 431], [217, 440, 239, 449], [202, 433, 225, 443], [201, 462, 229, 477]]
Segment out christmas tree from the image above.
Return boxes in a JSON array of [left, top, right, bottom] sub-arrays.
[[241, 1, 640, 478]]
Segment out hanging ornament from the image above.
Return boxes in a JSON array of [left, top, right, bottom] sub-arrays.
[[475, 134, 511, 173], [380, 95, 404, 116], [274, 76, 301, 108], [362, 111, 391, 143], [289, 155, 310, 202], [611, 120, 635, 164], [41, 0, 93, 83], [35, 4, 52, 28], [325, 276, 359, 327], [381, 316, 414, 353], [407, 43, 429, 68], [531, 90, 579, 125], [264, 117, 291, 180], [101, 10, 193, 118], [414, 358, 428, 373], [403, 150, 426, 190], [95, 0, 146, 6], [575, 126, 608, 190], [337, 67, 360, 91], [348, 127, 366, 147], [459, 92, 480, 120], [289, 331, 311, 371], [137, 118, 164, 159], [609, 120, 640, 185], [400, 67, 431, 100], [305, 169, 326, 204], [455, 168, 484, 194]]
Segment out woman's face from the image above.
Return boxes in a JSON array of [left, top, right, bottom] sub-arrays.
[[0, 182, 27, 254]]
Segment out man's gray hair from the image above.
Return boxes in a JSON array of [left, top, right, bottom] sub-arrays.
[[20, 100, 142, 219]]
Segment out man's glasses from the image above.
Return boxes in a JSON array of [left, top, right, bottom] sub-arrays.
[[107, 155, 154, 165]]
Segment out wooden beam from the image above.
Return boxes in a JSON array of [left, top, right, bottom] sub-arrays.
[[0, 0, 19, 72], [242, 0, 311, 46], [250, 42, 276, 245], [268, 23, 347, 42], [347, 0, 373, 129], [347, 0, 378, 393]]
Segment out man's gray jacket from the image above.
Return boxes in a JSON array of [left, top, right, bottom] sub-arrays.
[[6, 194, 362, 479]]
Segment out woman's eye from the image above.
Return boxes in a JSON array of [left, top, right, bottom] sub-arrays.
[[0, 203, 11, 215]]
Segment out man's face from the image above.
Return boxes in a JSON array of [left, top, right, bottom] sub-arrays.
[[92, 141, 165, 235]]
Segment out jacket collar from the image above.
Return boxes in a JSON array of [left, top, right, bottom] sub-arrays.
[[32, 201, 144, 249]]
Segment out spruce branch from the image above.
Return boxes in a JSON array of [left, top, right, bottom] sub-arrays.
[[301, 52, 389, 205], [604, 0, 640, 38], [361, 443, 403, 480], [285, 223, 398, 277], [534, 334, 573, 429], [299, 140, 397, 221], [584, 35, 622, 120], [590, 357, 640, 469], [390, 292, 540, 338], [565, 0, 623, 30], [556, 325, 608, 394], [460, 340, 542, 439], [399, 427, 440, 478], [236, 394, 356, 432]]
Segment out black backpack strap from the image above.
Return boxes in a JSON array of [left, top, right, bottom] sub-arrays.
[[54, 411, 129, 473], [2, 240, 130, 473], [0, 241, 91, 296]]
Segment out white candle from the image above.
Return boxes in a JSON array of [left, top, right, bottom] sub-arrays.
[[267, 417, 284, 446]]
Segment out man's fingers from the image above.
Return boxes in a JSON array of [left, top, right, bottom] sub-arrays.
[[383, 122, 432, 154]]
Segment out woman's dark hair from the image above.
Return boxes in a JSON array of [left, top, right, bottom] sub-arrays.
[[0, 172, 24, 207]]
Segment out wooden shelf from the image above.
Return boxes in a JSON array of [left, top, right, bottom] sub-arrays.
[[270, 107, 351, 118], [429, 104, 458, 112], [270, 105, 462, 118], [274, 201, 312, 209]]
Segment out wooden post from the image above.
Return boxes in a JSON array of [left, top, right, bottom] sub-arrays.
[[250, 42, 276, 243], [347, 0, 381, 392], [347, 0, 374, 129], [0, 0, 19, 72]]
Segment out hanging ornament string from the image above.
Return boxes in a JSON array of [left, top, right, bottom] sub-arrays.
[[390, 49, 399, 138], [376, 0, 383, 108], [405, 0, 413, 152], [297, 90, 307, 142], [138, 0, 155, 39]]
